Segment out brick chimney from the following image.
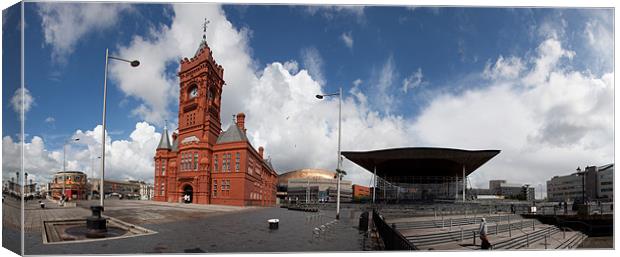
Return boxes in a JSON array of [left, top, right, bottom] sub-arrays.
[[236, 112, 246, 132], [258, 146, 264, 158]]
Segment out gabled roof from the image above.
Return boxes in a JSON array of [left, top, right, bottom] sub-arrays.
[[216, 125, 248, 144], [157, 126, 171, 150]]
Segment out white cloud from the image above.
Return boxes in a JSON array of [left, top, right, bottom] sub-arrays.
[[340, 31, 353, 49], [369, 55, 398, 114], [482, 55, 524, 81], [300, 47, 325, 85], [304, 5, 365, 21], [523, 38, 574, 86], [10, 87, 34, 115], [37, 2, 132, 63], [243, 62, 413, 185], [3, 122, 162, 186], [402, 68, 424, 93], [583, 16, 613, 73], [412, 38, 613, 192], [109, 4, 257, 126], [45, 117, 55, 123], [352, 79, 362, 87], [3, 136, 61, 186]]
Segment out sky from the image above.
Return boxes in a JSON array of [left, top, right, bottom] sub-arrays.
[[1, 1, 614, 198]]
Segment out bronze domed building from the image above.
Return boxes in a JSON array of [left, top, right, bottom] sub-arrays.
[[277, 168, 352, 204]]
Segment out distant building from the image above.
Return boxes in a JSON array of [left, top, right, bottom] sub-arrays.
[[352, 184, 371, 202], [597, 164, 613, 199], [50, 171, 88, 200], [136, 181, 154, 200], [547, 164, 614, 202], [89, 179, 153, 200], [90, 179, 141, 199], [278, 169, 352, 203], [473, 180, 534, 201]]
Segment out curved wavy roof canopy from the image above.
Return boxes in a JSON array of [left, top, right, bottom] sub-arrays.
[[342, 147, 500, 178]]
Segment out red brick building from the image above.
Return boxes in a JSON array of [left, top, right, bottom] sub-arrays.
[[153, 33, 277, 206], [352, 184, 371, 202]]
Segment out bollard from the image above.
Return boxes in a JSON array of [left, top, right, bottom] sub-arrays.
[[473, 231, 476, 245], [460, 227, 464, 241], [545, 234, 548, 249], [509, 224, 512, 238]]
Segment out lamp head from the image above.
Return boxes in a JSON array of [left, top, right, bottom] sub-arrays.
[[130, 60, 140, 67], [315, 95, 324, 99]]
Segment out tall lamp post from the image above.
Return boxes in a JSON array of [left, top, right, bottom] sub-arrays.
[[100, 48, 140, 208], [316, 87, 343, 220], [63, 137, 80, 199], [576, 166, 585, 203]]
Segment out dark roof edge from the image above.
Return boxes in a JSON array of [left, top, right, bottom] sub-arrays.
[[341, 147, 501, 155]]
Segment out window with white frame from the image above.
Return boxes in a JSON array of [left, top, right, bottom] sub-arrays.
[[213, 180, 217, 197], [214, 154, 218, 172], [235, 152, 240, 172]]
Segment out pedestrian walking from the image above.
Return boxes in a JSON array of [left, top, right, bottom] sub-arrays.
[[479, 218, 492, 249]]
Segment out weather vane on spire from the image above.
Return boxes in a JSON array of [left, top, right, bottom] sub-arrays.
[[202, 18, 210, 41]]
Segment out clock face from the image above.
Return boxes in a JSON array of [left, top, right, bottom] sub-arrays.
[[189, 87, 198, 98]]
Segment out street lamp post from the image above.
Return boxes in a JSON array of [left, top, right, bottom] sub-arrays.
[[316, 87, 343, 220], [100, 48, 140, 208], [90, 155, 100, 199], [576, 167, 585, 203], [63, 137, 79, 200]]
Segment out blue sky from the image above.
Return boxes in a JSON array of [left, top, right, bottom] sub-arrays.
[[2, 2, 614, 197]]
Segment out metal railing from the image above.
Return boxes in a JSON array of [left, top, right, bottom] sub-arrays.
[[372, 209, 417, 250]]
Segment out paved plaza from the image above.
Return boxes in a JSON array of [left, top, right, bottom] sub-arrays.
[[2, 197, 368, 254]]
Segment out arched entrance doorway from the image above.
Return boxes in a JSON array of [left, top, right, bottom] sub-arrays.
[[183, 185, 193, 203]]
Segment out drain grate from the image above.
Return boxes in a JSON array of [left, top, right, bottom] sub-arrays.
[[42, 217, 157, 244]]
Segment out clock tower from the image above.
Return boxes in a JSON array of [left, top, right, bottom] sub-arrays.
[[154, 19, 278, 206], [178, 36, 224, 145]]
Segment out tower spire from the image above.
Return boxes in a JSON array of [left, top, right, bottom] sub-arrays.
[[157, 121, 171, 150], [202, 18, 210, 41]]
